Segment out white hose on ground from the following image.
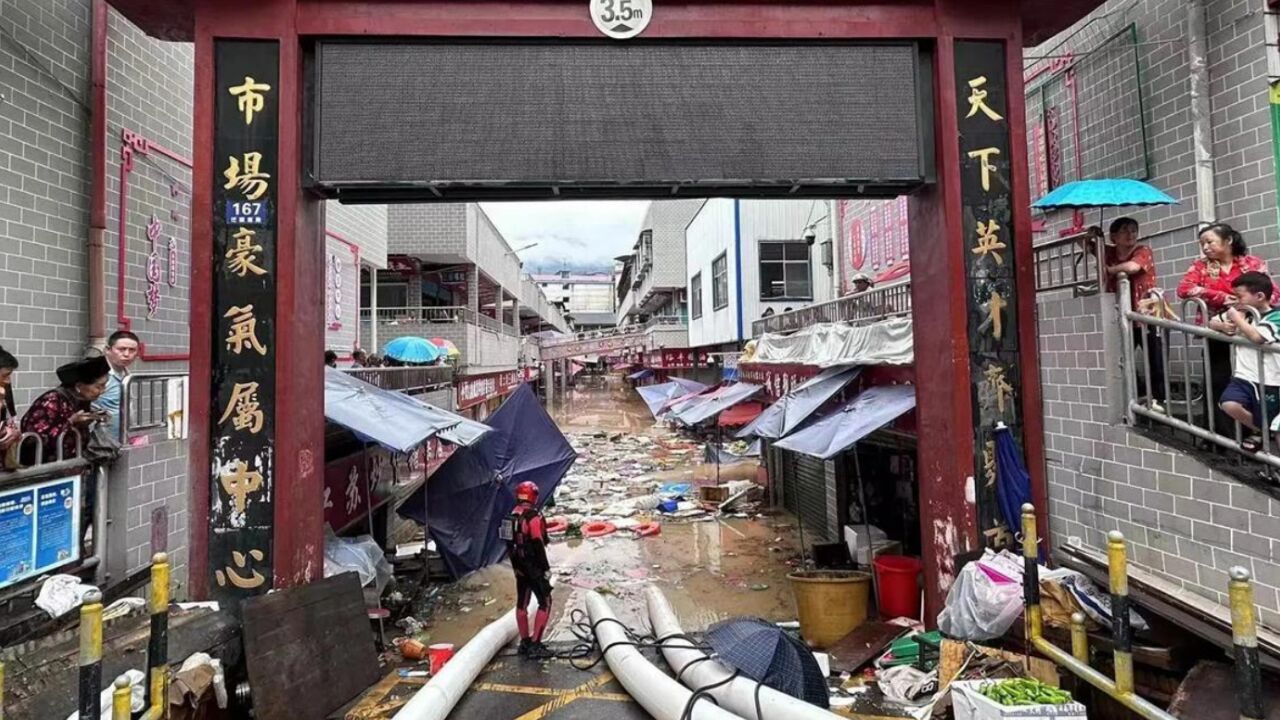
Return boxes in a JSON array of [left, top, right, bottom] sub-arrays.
[[645, 586, 842, 720], [585, 591, 745, 720], [391, 599, 537, 720]]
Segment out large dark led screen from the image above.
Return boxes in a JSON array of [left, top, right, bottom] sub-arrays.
[[314, 41, 927, 185]]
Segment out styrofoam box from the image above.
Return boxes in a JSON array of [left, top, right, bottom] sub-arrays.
[[843, 524, 887, 562], [951, 681, 1088, 720]]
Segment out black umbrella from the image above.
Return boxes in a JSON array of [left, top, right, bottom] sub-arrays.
[[705, 617, 829, 708]]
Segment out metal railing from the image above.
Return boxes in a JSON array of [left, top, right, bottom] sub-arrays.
[[344, 365, 454, 393], [360, 306, 476, 326], [1021, 504, 1264, 720], [1117, 274, 1280, 469], [474, 311, 519, 337], [643, 314, 687, 331], [120, 372, 189, 443], [1033, 229, 1103, 293], [750, 279, 912, 337]]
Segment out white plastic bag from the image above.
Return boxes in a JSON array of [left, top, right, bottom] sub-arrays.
[[323, 527, 392, 595], [937, 561, 1023, 641], [36, 575, 98, 618]]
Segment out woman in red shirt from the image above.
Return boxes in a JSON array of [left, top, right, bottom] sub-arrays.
[[1177, 223, 1278, 434], [1096, 217, 1164, 406]]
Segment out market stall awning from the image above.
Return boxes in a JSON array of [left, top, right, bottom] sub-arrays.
[[325, 368, 491, 453], [737, 365, 861, 440], [636, 381, 684, 418], [628, 368, 654, 381], [669, 376, 708, 394], [673, 382, 764, 426], [772, 384, 916, 460], [718, 401, 765, 427]]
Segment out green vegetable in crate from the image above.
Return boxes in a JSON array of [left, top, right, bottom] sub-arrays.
[[977, 678, 1074, 706]]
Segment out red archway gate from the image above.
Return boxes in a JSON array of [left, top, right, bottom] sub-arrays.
[[112, 0, 1102, 618]]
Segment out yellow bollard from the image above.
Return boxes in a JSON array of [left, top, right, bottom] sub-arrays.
[[79, 588, 104, 720], [1070, 612, 1089, 664], [1020, 504, 1042, 639], [1229, 567, 1263, 720], [112, 675, 133, 720], [145, 552, 170, 719], [1106, 531, 1134, 696]]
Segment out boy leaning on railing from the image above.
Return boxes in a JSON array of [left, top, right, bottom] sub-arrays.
[[1207, 271, 1280, 452]]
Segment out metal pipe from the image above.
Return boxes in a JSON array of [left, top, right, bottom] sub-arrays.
[[87, 0, 108, 348], [1118, 276, 1139, 425], [1187, 0, 1217, 228], [371, 267, 380, 352], [94, 463, 109, 585], [1070, 612, 1089, 664], [112, 675, 133, 720], [1107, 531, 1135, 696], [80, 588, 105, 720], [1229, 567, 1264, 720]]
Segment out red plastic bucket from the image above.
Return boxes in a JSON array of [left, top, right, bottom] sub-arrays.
[[873, 555, 922, 620], [428, 643, 455, 674]]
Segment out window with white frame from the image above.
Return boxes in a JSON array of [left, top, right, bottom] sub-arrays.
[[758, 241, 812, 301]]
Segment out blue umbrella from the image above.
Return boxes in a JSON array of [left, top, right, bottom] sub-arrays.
[[705, 617, 829, 708], [993, 423, 1040, 559], [1032, 179, 1177, 210], [383, 336, 443, 364]]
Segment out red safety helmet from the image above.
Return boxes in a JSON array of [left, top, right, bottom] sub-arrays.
[[515, 481, 539, 503]]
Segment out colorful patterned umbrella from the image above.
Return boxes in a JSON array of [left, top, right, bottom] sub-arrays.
[[429, 337, 462, 358]]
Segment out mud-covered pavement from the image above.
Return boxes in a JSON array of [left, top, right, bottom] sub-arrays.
[[415, 374, 805, 647]]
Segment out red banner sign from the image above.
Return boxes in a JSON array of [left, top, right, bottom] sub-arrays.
[[738, 363, 821, 401], [323, 449, 391, 532], [456, 369, 523, 409]]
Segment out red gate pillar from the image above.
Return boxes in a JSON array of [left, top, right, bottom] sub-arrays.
[[189, 0, 325, 601], [909, 0, 1046, 620]]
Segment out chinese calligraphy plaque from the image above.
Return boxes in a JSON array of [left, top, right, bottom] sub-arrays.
[[209, 40, 280, 605], [956, 40, 1024, 547]]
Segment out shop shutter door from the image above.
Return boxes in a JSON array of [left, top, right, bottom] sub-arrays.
[[780, 451, 828, 542]]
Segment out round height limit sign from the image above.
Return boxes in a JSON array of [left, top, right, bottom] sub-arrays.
[[590, 0, 652, 39]]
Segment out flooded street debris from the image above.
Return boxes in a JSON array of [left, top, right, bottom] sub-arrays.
[[399, 376, 805, 650]]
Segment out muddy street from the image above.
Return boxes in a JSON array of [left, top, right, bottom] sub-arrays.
[[414, 374, 803, 647]]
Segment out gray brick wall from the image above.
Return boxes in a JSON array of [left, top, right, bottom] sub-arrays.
[[1, 1, 196, 590], [639, 199, 703, 292], [1032, 0, 1280, 632], [387, 203, 467, 260], [327, 201, 388, 269]]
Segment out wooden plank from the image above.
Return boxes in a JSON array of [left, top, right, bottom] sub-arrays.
[[938, 639, 1059, 688], [243, 572, 382, 720], [825, 622, 906, 674]]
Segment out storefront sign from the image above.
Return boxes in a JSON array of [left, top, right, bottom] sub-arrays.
[[0, 474, 81, 590], [326, 250, 344, 330], [323, 449, 391, 532], [738, 363, 820, 401], [208, 40, 280, 603], [956, 40, 1023, 548], [456, 369, 523, 409]]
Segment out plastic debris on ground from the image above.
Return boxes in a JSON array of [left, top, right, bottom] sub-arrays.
[[35, 575, 98, 618]]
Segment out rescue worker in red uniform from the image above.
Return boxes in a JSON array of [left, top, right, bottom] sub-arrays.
[[504, 480, 553, 658]]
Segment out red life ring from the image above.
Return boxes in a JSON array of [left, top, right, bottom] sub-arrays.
[[546, 517, 569, 534], [582, 521, 617, 538], [635, 522, 661, 538]]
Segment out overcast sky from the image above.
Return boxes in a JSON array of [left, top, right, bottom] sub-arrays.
[[480, 200, 651, 273]]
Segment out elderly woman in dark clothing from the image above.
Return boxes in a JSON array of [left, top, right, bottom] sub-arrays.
[[21, 356, 111, 464]]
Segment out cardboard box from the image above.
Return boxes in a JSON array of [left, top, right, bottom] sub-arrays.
[[951, 681, 1087, 720], [699, 485, 731, 503]]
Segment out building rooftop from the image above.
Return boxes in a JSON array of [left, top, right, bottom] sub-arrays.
[[532, 273, 615, 284], [568, 311, 617, 327]]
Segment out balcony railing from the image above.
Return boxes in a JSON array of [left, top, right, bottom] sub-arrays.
[[1118, 274, 1280, 471], [750, 280, 912, 337], [360, 306, 518, 337], [643, 314, 687, 331], [344, 365, 454, 393], [1033, 229, 1102, 294]]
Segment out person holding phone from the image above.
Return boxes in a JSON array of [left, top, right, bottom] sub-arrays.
[[21, 356, 111, 465]]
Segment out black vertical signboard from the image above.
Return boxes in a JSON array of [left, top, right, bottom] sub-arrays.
[[955, 40, 1023, 548], [210, 40, 279, 605]]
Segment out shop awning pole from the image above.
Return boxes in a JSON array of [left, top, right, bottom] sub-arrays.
[[853, 447, 880, 607]]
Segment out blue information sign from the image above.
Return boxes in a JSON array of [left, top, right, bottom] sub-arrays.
[[225, 200, 270, 226], [0, 475, 81, 589]]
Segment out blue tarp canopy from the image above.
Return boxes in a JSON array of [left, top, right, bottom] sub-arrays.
[[324, 368, 491, 453], [636, 382, 685, 418], [737, 366, 861, 440], [673, 383, 764, 426], [628, 368, 654, 381], [704, 439, 762, 464], [773, 384, 916, 460], [398, 384, 577, 578]]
